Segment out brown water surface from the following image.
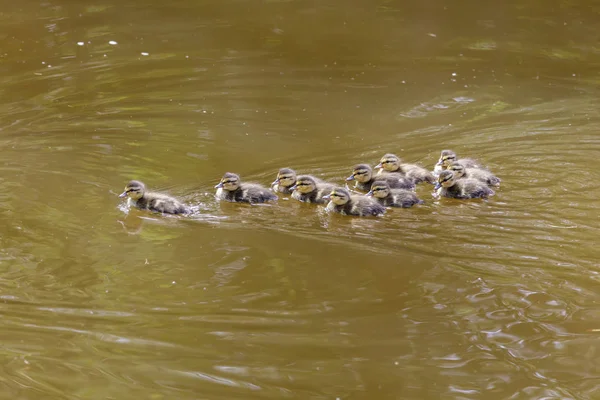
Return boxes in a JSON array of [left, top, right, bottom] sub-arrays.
[[1, 1, 600, 399]]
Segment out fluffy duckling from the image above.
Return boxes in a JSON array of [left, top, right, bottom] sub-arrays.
[[437, 149, 482, 169], [366, 181, 424, 208], [375, 154, 435, 184], [118, 180, 190, 214], [435, 170, 494, 199], [346, 164, 415, 192], [448, 162, 500, 187], [289, 175, 336, 204], [271, 168, 296, 194], [323, 187, 386, 217], [215, 172, 277, 204], [271, 168, 324, 194]]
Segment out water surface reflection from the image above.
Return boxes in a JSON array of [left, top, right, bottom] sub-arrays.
[[1, 0, 600, 399]]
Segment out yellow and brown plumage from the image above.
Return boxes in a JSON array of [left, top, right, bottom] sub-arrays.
[[323, 187, 386, 217], [118, 180, 190, 214], [435, 170, 494, 199], [215, 172, 278, 204], [375, 154, 435, 184], [367, 181, 424, 208], [346, 163, 415, 192]]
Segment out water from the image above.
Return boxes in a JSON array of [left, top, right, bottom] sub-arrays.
[[1, 0, 599, 398]]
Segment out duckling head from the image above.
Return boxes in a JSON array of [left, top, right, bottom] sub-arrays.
[[290, 175, 317, 194], [215, 172, 241, 191], [437, 150, 457, 167], [119, 180, 145, 200], [375, 154, 401, 172], [448, 161, 466, 178], [346, 164, 373, 183], [434, 170, 456, 190], [272, 168, 296, 189], [322, 187, 351, 205], [366, 180, 391, 198]]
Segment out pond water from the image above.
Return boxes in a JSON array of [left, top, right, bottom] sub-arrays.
[[1, 1, 599, 399]]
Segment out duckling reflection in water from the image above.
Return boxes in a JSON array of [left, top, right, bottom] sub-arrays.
[[437, 149, 482, 170], [323, 187, 386, 217], [289, 175, 336, 204], [215, 172, 278, 204], [448, 161, 500, 187], [119, 180, 190, 214], [435, 170, 494, 199], [367, 181, 424, 208], [375, 153, 435, 184], [271, 168, 324, 194], [346, 164, 415, 192]]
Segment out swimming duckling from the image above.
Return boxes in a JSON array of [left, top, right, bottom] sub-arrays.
[[118, 180, 190, 214], [375, 154, 435, 184], [366, 181, 424, 208], [435, 170, 494, 199], [437, 150, 482, 170], [323, 187, 386, 217], [289, 175, 336, 204], [448, 162, 500, 187], [215, 172, 278, 204], [271, 168, 324, 194], [346, 164, 415, 192]]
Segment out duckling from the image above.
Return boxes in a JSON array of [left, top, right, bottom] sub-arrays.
[[366, 181, 424, 208], [271, 168, 323, 194], [271, 168, 297, 194], [118, 180, 190, 214], [437, 149, 482, 170], [435, 170, 494, 199], [323, 187, 386, 217], [375, 154, 435, 184], [289, 175, 336, 204], [346, 164, 415, 192], [215, 172, 278, 204], [448, 162, 500, 187]]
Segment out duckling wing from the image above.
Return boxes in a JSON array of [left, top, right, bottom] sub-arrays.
[[240, 183, 278, 204], [147, 193, 189, 214], [402, 164, 435, 184], [389, 189, 423, 207], [466, 168, 500, 186], [460, 179, 494, 199], [381, 172, 416, 190], [350, 196, 386, 216]]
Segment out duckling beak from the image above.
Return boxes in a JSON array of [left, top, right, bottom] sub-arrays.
[[214, 182, 224, 189], [118, 191, 128, 198], [366, 191, 373, 196], [322, 194, 331, 200], [271, 179, 280, 186], [345, 175, 355, 181], [433, 182, 441, 190], [375, 163, 383, 169], [289, 185, 297, 191], [435, 160, 443, 166]]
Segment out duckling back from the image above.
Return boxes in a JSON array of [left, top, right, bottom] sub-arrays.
[[135, 192, 190, 214], [376, 171, 416, 190], [401, 164, 435, 184], [327, 195, 386, 217], [380, 189, 424, 208], [233, 183, 278, 204], [439, 178, 494, 199], [464, 168, 501, 187], [292, 182, 336, 204]]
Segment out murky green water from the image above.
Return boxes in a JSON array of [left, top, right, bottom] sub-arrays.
[[1, 1, 600, 398]]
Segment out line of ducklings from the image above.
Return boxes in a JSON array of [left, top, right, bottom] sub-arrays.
[[118, 150, 500, 217]]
